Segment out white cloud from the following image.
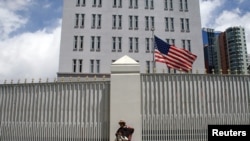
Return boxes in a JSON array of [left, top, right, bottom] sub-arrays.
[[0, 21, 61, 83], [0, 0, 32, 40], [200, 0, 250, 53], [199, 0, 225, 27]]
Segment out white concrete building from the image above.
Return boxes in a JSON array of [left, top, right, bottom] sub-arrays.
[[58, 0, 204, 77]]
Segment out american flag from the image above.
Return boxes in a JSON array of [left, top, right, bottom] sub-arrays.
[[154, 36, 197, 72]]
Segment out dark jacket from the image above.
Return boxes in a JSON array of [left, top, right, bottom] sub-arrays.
[[115, 126, 134, 138]]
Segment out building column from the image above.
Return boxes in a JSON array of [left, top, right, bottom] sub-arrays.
[[110, 55, 141, 141]]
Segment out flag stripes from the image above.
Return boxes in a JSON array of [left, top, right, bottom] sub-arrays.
[[154, 36, 197, 72]]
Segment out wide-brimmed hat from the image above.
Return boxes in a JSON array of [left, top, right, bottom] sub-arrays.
[[118, 120, 126, 124]]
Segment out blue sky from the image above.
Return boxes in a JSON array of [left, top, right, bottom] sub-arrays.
[[0, 0, 250, 82]]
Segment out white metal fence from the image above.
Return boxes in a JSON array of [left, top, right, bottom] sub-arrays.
[[141, 74, 250, 141], [0, 74, 250, 141], [0, 82, 110, 141]]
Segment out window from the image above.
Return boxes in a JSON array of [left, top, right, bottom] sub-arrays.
[[74, 36, 84, 51], [97, 36, 101, 51], [135, 0, 138, 8], [145, 0, 149, 9], [96, 60, 100, 73], [170, 17, 174, 31], [129, 0, 138, 8], [112, 15, 116, 28], [75, 14, 79, 27], [98, 0, 102, 7], [76, 0, 80, 6], [112, 37, 116, 51], [187, 40, 191, 51], [171, 39, 175, 45], [73, 59, 77, 72], [145, 16, 154, 30], [82, 0, 86, 6], [151, 17, 154, 29], [114, 0, 122, 7], [112, 15, 122, 29], [80, 14, 85, 28], [118, 37, 122, 51], [179, 0, 183, 11], [129, 37, 133, 52], [150, 0, 154, 9], [113, 0, 117, 7], [180, 18, 190, 32], [90, 59, 100, 73], [77, 0, 86, 6], [74, 36, 78, 50], [185, 18, 190, 32], [180, 18, 184, 31], [164, 0, 168, 10], [170, 0, 173, 10], [166, 39, 170, 44], [134, 16, 138, 29], [146, 38, 150, 52], [112, 37, 122, 51], [92, 14, 96, 28], [129, 15, 138, 30], [182, 39, 186, 49], [166, 38, 175, 45], [118, 15, 122, 29], [129, 0, 133, 8], [145, 16, 149, 30], [80, 36, 84, 50], [97, 14, 101, 28], [129, 16, 133, 29], [91, 36, 95, 51], [92, 14, 101, 29], [165, 17, 169, 31], [92, 0, 102, 7], [93, 0, 96, 6], [90, 60, 94, 73], [129, 37, 139, 52], [184, 0, 188, 11], [79, 59, 83, 73], [118, 0, 122, 7], [135, 37, 139, 52]]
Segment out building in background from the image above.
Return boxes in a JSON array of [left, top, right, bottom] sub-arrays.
[[202, 28, 220, 73], [202, 26, 248, 74], [225, 27, 248, 74], [57, 0, 204, 78]]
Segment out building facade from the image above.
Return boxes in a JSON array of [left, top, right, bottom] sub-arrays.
[[58, 0, 204, 77], [225, 26, 248, 74], [202, 28, 215, 73], [202, 26, 248, 74]]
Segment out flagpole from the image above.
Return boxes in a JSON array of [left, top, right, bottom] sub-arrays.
[[151, 27, 155, 73]]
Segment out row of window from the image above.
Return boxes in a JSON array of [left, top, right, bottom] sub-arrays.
[[76, 0, 189, 11], [72, 59, 178, 73], [73, 59, 100, 73], [75, 14, 190, 32], [73, 36, 192, 52]]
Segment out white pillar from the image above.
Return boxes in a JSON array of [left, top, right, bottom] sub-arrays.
[[110, 55, 141, 141]]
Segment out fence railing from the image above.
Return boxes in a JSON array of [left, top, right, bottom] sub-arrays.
[[141, 73, 250, 141], [0, 73, 250, 141], [0, 81, 110, 141]]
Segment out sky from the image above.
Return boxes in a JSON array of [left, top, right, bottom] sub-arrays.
[[0, 0, 250, 83]]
